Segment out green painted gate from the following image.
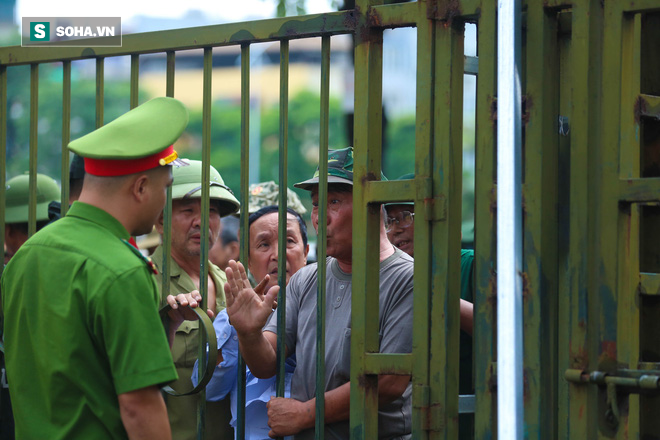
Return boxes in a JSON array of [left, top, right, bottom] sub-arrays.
[[2, 0, 660, 439]]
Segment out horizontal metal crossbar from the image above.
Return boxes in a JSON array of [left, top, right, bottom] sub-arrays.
[[619, 178, 660, 203], [639, 273, 660, 295], [363, 353, 413, 375], [638, 93, 660, 120], [0, 11, 357, 66], [364, 180, 417, 204]]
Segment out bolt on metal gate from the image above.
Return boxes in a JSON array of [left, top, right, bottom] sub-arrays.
[[4, 0, 660, 439]]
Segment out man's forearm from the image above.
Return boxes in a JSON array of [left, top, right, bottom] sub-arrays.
[[119, 386, 171, 440], [305, 375, 408, 426], [237, 330, 278, 378]]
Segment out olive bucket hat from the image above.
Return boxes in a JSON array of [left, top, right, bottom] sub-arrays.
[[171, 159, 240, 217], [4, 173, 61, 224]]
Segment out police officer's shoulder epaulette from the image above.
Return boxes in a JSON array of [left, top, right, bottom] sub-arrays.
[[121, 238, 159, 275]]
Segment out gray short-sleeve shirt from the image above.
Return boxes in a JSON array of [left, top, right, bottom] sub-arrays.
[[264, 248, 414, 439]]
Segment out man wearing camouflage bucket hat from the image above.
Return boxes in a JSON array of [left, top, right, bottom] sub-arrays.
[[1, 97, 197, 439], [223, 147, 415, 439], [3, 172, 60, 263], [246, 180, 307, 215], [152, 159, 238, 440]]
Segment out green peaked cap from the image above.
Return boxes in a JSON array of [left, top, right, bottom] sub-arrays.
[[294, 147, 387, 191], [171, 159, 240, 217], [68, 97, 188, 161], [4, 173, 61, 224]]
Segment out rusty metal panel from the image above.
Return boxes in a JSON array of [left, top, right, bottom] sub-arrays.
[[473, 0, 498, 437]]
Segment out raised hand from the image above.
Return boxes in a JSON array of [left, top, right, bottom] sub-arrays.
[[224, 260, 279, 337]]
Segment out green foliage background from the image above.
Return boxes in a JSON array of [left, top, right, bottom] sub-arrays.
[[3, 64, 475, 243]]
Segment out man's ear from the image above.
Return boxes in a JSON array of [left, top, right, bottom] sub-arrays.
[[155, 210, 165, 234], [132, 174, 150, 202], [228, 241, 240, 261]]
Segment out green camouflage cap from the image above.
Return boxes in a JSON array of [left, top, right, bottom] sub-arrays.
[[294, 147, 387, 191], [384, 173, 415, 209], [5, 173, 61, 224], [171, 159, 240, 217], [68, 97, 188, 176], [246, 181, 307, 214]]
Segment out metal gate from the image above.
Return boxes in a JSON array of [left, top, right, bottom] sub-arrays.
[[3, 0, 660, 439]]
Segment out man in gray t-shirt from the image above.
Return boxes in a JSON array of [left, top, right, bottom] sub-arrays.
[[223, 147, 414, 439]]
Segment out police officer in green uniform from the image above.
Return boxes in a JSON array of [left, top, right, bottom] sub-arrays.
[[1, 172, 60, 440], [153, 159, 239, 440], [1, 97, 190, 439], [384, 173, 475, 439]]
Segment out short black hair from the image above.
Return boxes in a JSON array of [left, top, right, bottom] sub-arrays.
[[220, 216, 239, 245], [248, 205, 308, 248]]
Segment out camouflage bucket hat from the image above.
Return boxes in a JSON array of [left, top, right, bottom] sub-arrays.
[[245, 181, 307, 215], [5, 173, 61, 224], [384, 173, 415, 209], [171, 159, 240, 217], [294, 147, 387, 191]]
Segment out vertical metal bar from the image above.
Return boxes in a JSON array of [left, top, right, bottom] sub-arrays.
[[0, 65, 6, 275], [161, 51, 175, 300], [474, 0, 498, 436], [95, 58, 104, 128], [61, 61, 71, 216], [523, 3, 560, 438], [351, 0, 383, 436], [197, 46, 212, 440], [411, 2, 435, 438], [615, 11, 641, 440], [276, 40, 289, 408], [130, 54, 139, 109], [237, 42, 250, 440], [561, 1, 604, 437], [430, 16, 465, 440], [496, 0, 524, 438], [315, 34, 330, 438], [28, 64, 39, 237]]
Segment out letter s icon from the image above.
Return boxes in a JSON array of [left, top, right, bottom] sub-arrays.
[[34, 24, 45, 39]]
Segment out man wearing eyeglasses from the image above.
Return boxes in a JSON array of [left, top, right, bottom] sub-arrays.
[[385, 173, 475, 439]]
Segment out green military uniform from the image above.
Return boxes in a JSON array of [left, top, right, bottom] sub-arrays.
[[1, 202, 178, 439], [152, 246, 233, 440]]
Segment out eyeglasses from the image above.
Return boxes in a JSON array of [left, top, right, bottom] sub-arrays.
[[386, 211, 415, 231]]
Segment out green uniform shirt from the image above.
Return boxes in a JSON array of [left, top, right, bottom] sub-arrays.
[[152, 246, 233, 440], [0, 201, 177, 440]]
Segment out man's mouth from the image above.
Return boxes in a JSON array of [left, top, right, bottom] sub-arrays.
[[395, 239, 411, 249]]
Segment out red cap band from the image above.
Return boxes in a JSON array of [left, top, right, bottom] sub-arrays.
[[84, 145, 175, 177]]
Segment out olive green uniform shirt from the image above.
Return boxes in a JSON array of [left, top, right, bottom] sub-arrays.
[[0, 202, 177, 439], [152, 246, 233, 440]]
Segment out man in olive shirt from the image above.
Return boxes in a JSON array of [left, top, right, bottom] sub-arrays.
[[1, 97, 188, 439], [153, 159, 239, 440]]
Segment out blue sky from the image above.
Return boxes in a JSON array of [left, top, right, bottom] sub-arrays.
[[17, 0, 334, 27]]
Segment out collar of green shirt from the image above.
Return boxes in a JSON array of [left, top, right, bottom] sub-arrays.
[[66, 201, 130, 240]]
